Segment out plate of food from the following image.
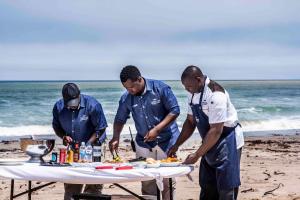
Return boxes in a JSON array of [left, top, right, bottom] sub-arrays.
[[160, 157, 181, 167], [146, 158, 160, 168]]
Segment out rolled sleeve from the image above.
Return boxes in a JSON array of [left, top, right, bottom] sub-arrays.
[[187, 93, 193, 115], [161, 86, 180, 115], [208, 92, 227, 124], [91, 103, 108, 132], [114, 97, 131, 124]]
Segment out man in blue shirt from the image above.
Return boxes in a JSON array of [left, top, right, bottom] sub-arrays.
[[109, 65, 180, 199], [52, 83, 107, 200]]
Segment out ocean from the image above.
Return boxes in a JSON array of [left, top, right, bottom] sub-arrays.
[[0, 80, 300, 140]]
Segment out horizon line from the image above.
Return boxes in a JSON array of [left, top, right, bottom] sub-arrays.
[[0, 79, 300, 82]]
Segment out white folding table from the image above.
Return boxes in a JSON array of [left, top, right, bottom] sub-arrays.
[[0, 163, 193, 200]]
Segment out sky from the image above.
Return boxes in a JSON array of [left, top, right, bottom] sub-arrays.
[[0, 0, 300, 80]]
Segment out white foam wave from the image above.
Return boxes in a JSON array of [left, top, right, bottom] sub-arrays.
[[237, 107, 262, 113], [1, 117, 300, 141], [0, 125, 54, 137], [0, 123, 137, 141], [242, 117, 300, 132]]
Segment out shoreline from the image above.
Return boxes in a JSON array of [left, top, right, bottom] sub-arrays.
[[1, 128, 300, 142]]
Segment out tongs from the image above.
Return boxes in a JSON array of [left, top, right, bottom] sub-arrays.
[[128, 157, 146, 163], [111, 150, 121, 162], [129, 127, 136, 152]]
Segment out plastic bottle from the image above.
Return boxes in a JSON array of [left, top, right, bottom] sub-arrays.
[[79, 142, 86, 162], [93, 135, 102, 162], [73, 143, 80, 162], [66, 145, 74, 163], [85, 144, 93, 163]]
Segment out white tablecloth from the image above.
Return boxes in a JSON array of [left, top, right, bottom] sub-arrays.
[[0, 163, 193, 190]]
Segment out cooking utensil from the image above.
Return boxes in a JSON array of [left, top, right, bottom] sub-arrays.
[[129, 127, 136, 152]]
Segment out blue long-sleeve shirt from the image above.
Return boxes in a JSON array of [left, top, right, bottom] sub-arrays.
[[114, 79, 180, 152], [52, 94, 107, 143]]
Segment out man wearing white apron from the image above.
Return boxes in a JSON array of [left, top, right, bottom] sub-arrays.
[[169, 65, 244, 200]]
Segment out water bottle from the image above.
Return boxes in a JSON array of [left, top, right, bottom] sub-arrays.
[[85, 144, 93, 163], [79, 142, 86, 162]]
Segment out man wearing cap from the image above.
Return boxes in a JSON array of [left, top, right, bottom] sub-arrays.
[[109, 65, 180, 199], [168, 65, 244, 200], [52, 83, 108, 200]]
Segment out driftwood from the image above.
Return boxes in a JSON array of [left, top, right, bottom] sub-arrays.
[[263, 171, 271, 180], [263, 183, 284, 196], [274, 171, 285, 175], [266, 148, 300, 153], [241, 188, 254, 193]]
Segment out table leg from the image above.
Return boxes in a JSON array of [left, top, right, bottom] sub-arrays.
[[28, 181, 32, 200], [10, 179, 14, 200], [113, 183, 146, 200], [169, 178, 173, 200], [156, 186, 161, 200]]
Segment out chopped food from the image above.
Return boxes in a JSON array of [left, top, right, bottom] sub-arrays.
[[146, 158, 160, 164], [160, 157, 180, 163]]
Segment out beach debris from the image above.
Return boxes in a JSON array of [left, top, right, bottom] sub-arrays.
[[108, 184, 115, 189], [266, 148, 300, 153], [241, 188, 254, 193], [263, 183, 284, 196], [263, 171, 271, 180], [274, 171, 285, 175]]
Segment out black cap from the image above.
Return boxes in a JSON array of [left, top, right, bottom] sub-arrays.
[[62, 83, 80, 107]]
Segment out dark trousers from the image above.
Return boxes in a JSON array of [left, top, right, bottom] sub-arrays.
[[199, 148, 242, 200]]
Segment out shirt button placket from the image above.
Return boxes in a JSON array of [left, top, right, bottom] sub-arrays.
[[72, 111, 75, 138]]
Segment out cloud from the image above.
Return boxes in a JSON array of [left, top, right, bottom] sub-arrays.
[[0, 42, 299, 80], [1, 0, 300, 43], [0, 0, 299, 80]]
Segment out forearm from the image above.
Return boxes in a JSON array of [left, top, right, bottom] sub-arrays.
[[88, 129, 106, 144], [113, 122, 125, 140], [155, 113, 178, 133], [88, 133, 97, 144], [175, 118, 196, 147], [195, 126, 223, 157], [53, 126, 66, 139]]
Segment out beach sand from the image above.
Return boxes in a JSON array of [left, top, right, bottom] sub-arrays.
[[0, 134, 300, 200]]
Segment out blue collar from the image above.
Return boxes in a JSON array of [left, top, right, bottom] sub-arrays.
[[144, 78, 153, 93], [79, 95, 86, 108]]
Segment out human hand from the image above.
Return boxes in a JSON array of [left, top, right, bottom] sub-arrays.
[[182, 152, 201, 165], [167, 144, 179, 157], [144, 127, 159, 142], [62, 136, 73, 146], [109, 137, 119, 153]]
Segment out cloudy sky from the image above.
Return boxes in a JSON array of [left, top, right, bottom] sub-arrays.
[[0, 0, 299, 80]]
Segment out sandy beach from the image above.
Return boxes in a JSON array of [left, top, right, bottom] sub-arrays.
[[0, 134, 300, 200]]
